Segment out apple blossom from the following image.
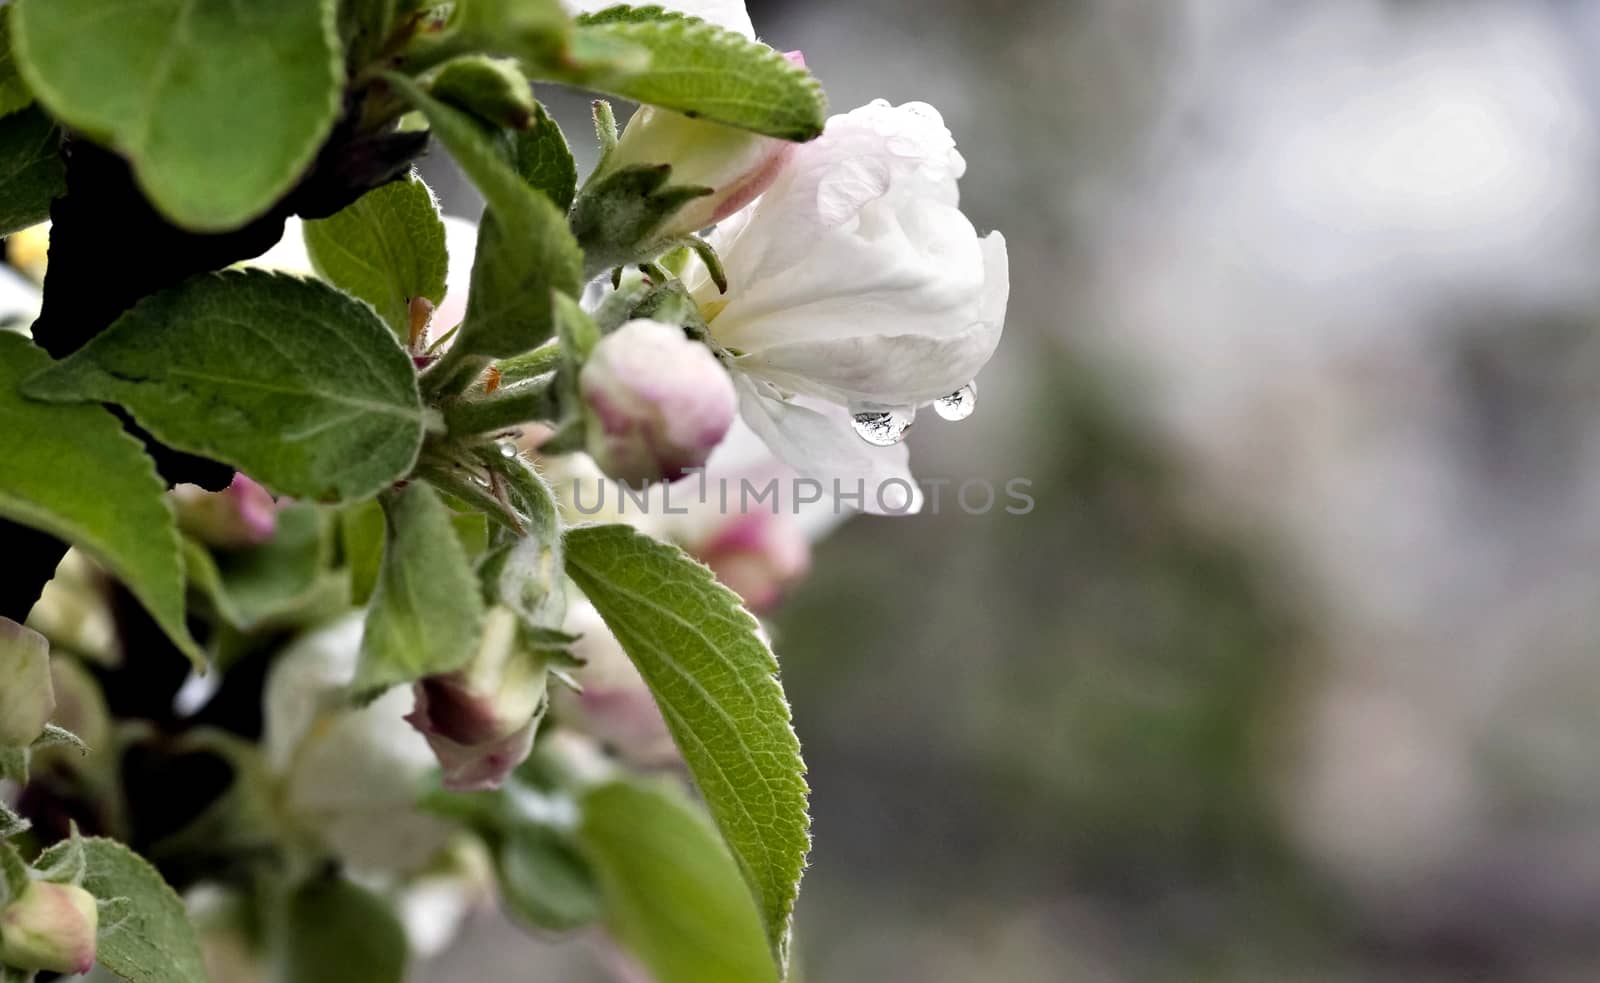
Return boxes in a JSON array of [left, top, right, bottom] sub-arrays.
[[24, 551, 117, 666], [540, 420, 829, 607], [405, 607, 551, 791], [263, 615, 453, 874], [552, 601, 677, 766], [692, 508, 810, 612], [0, 0, 1017, 974], [589, 52, 806, 250], [172, 473, 278, 549], [686, 99, 1009, 512], [0, 617, 53, 747], [579, 319, 738, 485], [0, 881, 98, 976], [664, 426, 820, 608], [566, 0, 795, 253]]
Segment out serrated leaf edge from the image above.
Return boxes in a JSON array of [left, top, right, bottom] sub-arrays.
[[566, 12, 827, 141], [563, 522, 810, 966], [20, 269, 428, 504]]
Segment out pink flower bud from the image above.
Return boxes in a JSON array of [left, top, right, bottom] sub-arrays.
[[0, 881, 98, 976], [0, 617, 53, 747], [580, 320, 737, 486], [173, 473, 278, 548], [405, 609, 549, 791], [693, 511, 811, 613]]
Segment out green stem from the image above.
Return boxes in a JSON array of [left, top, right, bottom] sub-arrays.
[[495, 341, 562, 386], [417, 465, 524, 533], [592, 100, 619, 175], [441, 376, 561, 439], [420, 344, 489, 400]]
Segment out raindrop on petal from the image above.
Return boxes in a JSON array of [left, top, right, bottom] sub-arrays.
[[851, 408, 915, 447], [934, 383, 977, 422]]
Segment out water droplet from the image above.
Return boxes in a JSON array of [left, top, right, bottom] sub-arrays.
[[499, 442, 518, 459], [934, 383, 977, 422], [851, 408, 914, 447]]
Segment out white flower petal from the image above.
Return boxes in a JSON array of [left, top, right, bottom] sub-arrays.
[[704, 101, 966, 294], [691, 100, 1008, 456], [709, 200, 988, 349], [735, 377, 924, 516]]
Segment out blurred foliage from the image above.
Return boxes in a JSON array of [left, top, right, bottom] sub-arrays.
[[775, 349, 1354, 980]]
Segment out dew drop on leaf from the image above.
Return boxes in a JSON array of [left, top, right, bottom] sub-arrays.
[[933, 383, 977, 422], [851, 407, 914, 446]]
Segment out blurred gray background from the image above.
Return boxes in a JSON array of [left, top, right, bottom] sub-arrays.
[[427, 1, 1600, 979]]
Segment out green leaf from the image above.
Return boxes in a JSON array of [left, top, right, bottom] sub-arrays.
[[276, 873, 407, 983], [0, 334, 200, 667], [579, 781, 778, 983], [22, 271, 426, 503], [475, 449, 566, 627], [507, 103, 577, 211], [572, 4, 690, 26], [0, 801, 28, 840], [32, 826, 86, 885], [563, 524, 808, 963], [10, 0, 344, 231], [304, 174, 449, 337], [30, 724, 87, 757], [207, 505, 328, 627], [422, 756, 601, 933], [0, 106, 62, 238], [0, 747, 24, 787], [569, 163, 709, 277], [430, 55, 536, 129], [185, 505, 334, 631], [339, 498, 387, 606], [355, 482, 485, 699], [33, 837, 207, 983], [0, 841, 28, 901], [498, 824, 603, 933], [0, 18, 34, 116], [560, 13, 825, 141], [386, 74, 582, 360], [439, 0, 571, 66]]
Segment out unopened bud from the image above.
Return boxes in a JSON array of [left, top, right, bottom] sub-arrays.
[[694, 511, 810, 612], [0, 881, 98, 976], [173, 473, 278, 548], [580, 320, 736, 486], [405, 609, 549, 791], [0, 617, 53, 747], [600, 55, 804, 242]]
